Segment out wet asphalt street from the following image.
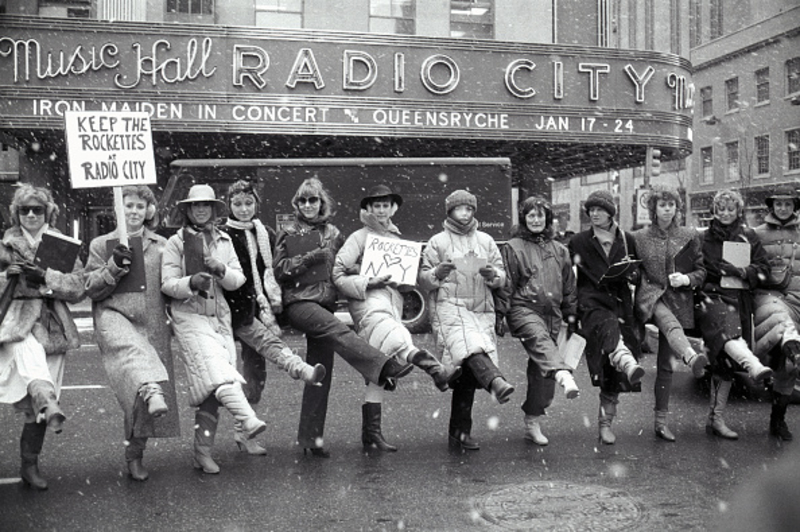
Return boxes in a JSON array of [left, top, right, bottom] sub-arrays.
[[1, 316, 798, 532]]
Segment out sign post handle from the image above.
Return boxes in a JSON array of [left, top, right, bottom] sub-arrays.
[[113, 187, 129, 247]]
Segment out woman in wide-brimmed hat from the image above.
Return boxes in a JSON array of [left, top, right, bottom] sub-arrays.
[[161, 182, 266, 474]]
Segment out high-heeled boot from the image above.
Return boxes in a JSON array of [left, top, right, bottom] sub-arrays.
[[193, 410, 220, 474], [724, 339, 773, 383], [215, 383, 267, 439], [378, 356, 414, 390], [654, 410, 675, 442], [409, 349, 461, 392], [234, 421, 268, 455], [706, 376, 738, 439], [769, 392, 793, 441], [682, 347, 709, 379], [20, 421, 48, 490], [608, 340, 645, 385], [28, 379, 66, 433], [361, 403, 397, 452]]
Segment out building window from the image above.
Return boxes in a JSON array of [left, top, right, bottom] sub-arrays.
[[710, 0, 723, 39], [787, 57, 800, 96], [725, 141, 739, 182], [701, 147, 713, 184], [755, 135, 770, 176], [255, 0, 303, 28], [690, 0, 701, 47], [725, 77, 739, 111], [370, 0, 415, 35], [450, 0, 493, 39], [788, 129, 800, 172], [166, 0, 214, 16], [755, 67, 770, 104], [700, 86, 713, 117]]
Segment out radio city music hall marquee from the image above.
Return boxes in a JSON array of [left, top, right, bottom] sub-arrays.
[[0, 17, 693, 146]]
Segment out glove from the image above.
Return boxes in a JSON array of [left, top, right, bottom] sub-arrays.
[[205, 256, 226, 277], [668, 272, 690, 288], [367, 275, 392, 289], [22, 263, 46, 286], [111, 244, 132, 268], [495, 313, 506, 337], [566, 315, 578, 339], [190, 272, 213, 292], [719, 260, 746, 279], [303, 247, 329, 267], [5, 263, 23, 276], [435, 261, 457, 280], [478, 264, 496, 280]]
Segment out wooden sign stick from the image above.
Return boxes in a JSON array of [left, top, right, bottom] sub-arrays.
[[113, 186, 129, 247]]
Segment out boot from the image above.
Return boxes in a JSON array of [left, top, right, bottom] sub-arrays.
[[706, 376, 739, 439], [299, 363, 326, 387], [654, 410, 676, 442], [234, 422, 268, 455], [683, 347, 709, 379], [139, 383, 168, 418], [598, 393, 617, 445], [724, 339, 773, 383], [215, 383, 267, 440], [490, 378, 515, 404], [770, 393, 793, 441], [361, 403, 397, 452], [554, 370, 580, 399], [125, 437, 149, 481], [28, 379, 66, 434], [378, 356, 414, 390], [524, 415, 549, 446], [193, 410, 220, 474], [608, 341, 645, 385], [449, 386, 479, 451], [20, 422, 48, 490], [409, 349, 462, 392], [464, 353, 514, 404]]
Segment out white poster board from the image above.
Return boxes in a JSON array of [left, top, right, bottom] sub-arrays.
[[359, 234, 422, 286], [64, 111, 156, 189]]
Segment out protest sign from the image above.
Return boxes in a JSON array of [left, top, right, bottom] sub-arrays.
[[359, 234, 422, 286]]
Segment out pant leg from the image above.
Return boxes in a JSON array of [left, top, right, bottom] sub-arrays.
[[652, 301, 692, 356], [522, 358, 556, 416], [508, 307, 568, 377], [654, 331, 675, 411], [296, 333, 334, 449], [239, 342, 267, 405]]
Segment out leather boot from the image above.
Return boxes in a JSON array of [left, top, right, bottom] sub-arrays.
[[299, 363, 326, 387], [409, 349, 461, 392], [125, 437, 149, 481], [770, 393, 793, 441], [465, 353, 514, 404], [234, 421, 268, 455], [361, 403, 397, 452], [683, 347, 709, 379], [193, 410, 220, 474], [524, 415, 549, 446], [449, 386, 479, 451], [724, 339, 773, 383], [554, 370, 580, 399], [598, 393, 618, 445], [706, 376, 738, 439], [28, 379, 66, 434], [20, 422, 48, 490], [139, 383, 168, 418], [378, 356, 414, 390], [608, 340, 645, 385], [215, 383, 267, 440], [654, 410, 676, 442]]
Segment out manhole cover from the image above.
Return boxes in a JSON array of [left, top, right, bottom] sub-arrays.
[[473, 481, 649, 531]]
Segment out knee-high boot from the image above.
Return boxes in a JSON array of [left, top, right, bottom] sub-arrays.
[[465, 352, 514, 404], [654, 371, 675, 441], [28, 379, 66, 433], [706, 376, 738, 439], [724, 339, 773, 383], [598, 392, 618, 445], [361, 403, 397, 452], [126, 436, 149, 481], [770, 392, 793, 441], [193, 410, 220, 474], [449, 386, 479, 450], [20, 422, 48, 490], [409, 349, 461, 392], [215, 382, 267, 439], [608, 339, 645, 385]]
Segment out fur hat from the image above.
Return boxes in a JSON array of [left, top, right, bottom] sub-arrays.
[[445, 189, 477, 214], [584, 190, 616, 217], [360, 184, 403, 210]]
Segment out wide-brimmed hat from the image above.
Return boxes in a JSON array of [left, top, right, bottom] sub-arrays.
[[765, 184, 800, 210], [360, 184, 403, 209], [178, 184, 226, 209]]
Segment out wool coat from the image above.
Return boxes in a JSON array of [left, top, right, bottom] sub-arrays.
[[84, 228, 180, 439], [419, 220, 505, 366], [161, 227, 246, 407]]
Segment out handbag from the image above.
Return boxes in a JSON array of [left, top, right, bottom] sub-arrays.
[[31, 300, 70, 355]]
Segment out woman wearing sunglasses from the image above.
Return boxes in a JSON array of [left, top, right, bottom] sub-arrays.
[[0, 184, 85, 490], [273, 178, 413, 458]]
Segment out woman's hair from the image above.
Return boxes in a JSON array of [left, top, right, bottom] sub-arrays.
[[227, 180, 261, 206], [121, 185, 159, 229], [518, 195, 553, 239], [291, 177, 335, 222], [647, 185, 683, 225], [713, 189, 744, 220], [9, 183, 59, 227]]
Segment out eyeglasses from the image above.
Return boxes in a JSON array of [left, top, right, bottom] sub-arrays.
[[20, 205, 45, 216], [296, 197, 320, 206]]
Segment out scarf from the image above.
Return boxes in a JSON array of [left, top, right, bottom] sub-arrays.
[[21, 223, 49, 247], [511, 223, 550, 244], [360, 210, 401, 236], [592, 221, 618, 257], [443, 216, 478, 236]]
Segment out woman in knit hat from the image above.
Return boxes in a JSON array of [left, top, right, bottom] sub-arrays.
[[495, 195, 581, 446], [633, 185, 708, 442], [568, 189, 644, 445], [419, 189, 514, 451]]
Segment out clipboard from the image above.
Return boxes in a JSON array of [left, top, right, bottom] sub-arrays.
[[285, 232, 328, 284], [557, 326, 586, 370], [673, 241, 695, 274], [721, 241, 750, 290], [106, 236, 146, 293], [451, 252, 486, 277]]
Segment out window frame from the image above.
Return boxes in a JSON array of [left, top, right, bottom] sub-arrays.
[[700, 146, 714, 185], [369, 0, 415, 35], [755, 67, 770, 104], [450, 0, 494, 40], [787, 57, 800, 96], [725, 77, 739, 112], [725, 141, 739, 183], [754, 134, 770, 177], [787, 128, 800, 173], [700, 86, 713, 118]]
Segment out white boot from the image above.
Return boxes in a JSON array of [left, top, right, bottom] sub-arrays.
[[215, 383, 267, 439], [233, 422, 267, 455], [524, 415, 549, 446], [554, 370, 580, 399], [682, 347, 709, 379], [609, 339, 644, 385], [724, 338, 773, 383]]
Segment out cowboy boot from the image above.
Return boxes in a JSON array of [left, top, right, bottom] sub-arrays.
[[361, 403, 397, 452], [139, 383, 168, 418], [769, 392, 793, 441], [724, 339, 773, 383], [524, 415, 549, 446], [126, 436, 149, 481], [706, 376, 738, 439], [409, 349, 461, 392], [378, 355, 414, 390], [215, 383, 267, 440], [20, 422, 48, 490], [193, 410, 220, 474], [654, 410, 676, 442]]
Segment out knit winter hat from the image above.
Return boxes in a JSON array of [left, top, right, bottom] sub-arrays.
[[584, 190, 616, 217], [445, 189, 477, 214]]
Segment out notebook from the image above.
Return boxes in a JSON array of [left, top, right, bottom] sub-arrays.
[[285, 232, 328, 284], [34, 232, 82, 273], [106, 236, 146, 293]]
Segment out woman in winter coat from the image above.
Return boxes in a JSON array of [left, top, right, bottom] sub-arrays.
[[696, 189, 772, 440], [220, 179, 325, 455], [752, 185, 800, 441], [0, 184, 85, 490], [495, 196, 580, 447], [84, 185, 180, 481], [273, 178, 413, 458], [161, 183, 266, 474], [633, 186, 708, 442], [333, 185, 462, 452], [568, 190, 644, 445]]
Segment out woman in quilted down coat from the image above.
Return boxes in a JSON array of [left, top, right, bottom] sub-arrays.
[[633, 186, 707, 443], [0, 184, 85, 490], [85, 185, 180, 481], [161, 183, 266, 474], [753, 185, 800, 441]]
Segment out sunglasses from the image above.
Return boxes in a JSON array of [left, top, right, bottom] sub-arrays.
[[20, 205, 45, 216], [296, 197, 320, 206]]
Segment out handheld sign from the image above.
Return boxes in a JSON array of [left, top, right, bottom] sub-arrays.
[[359, 234, 422, 287]]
